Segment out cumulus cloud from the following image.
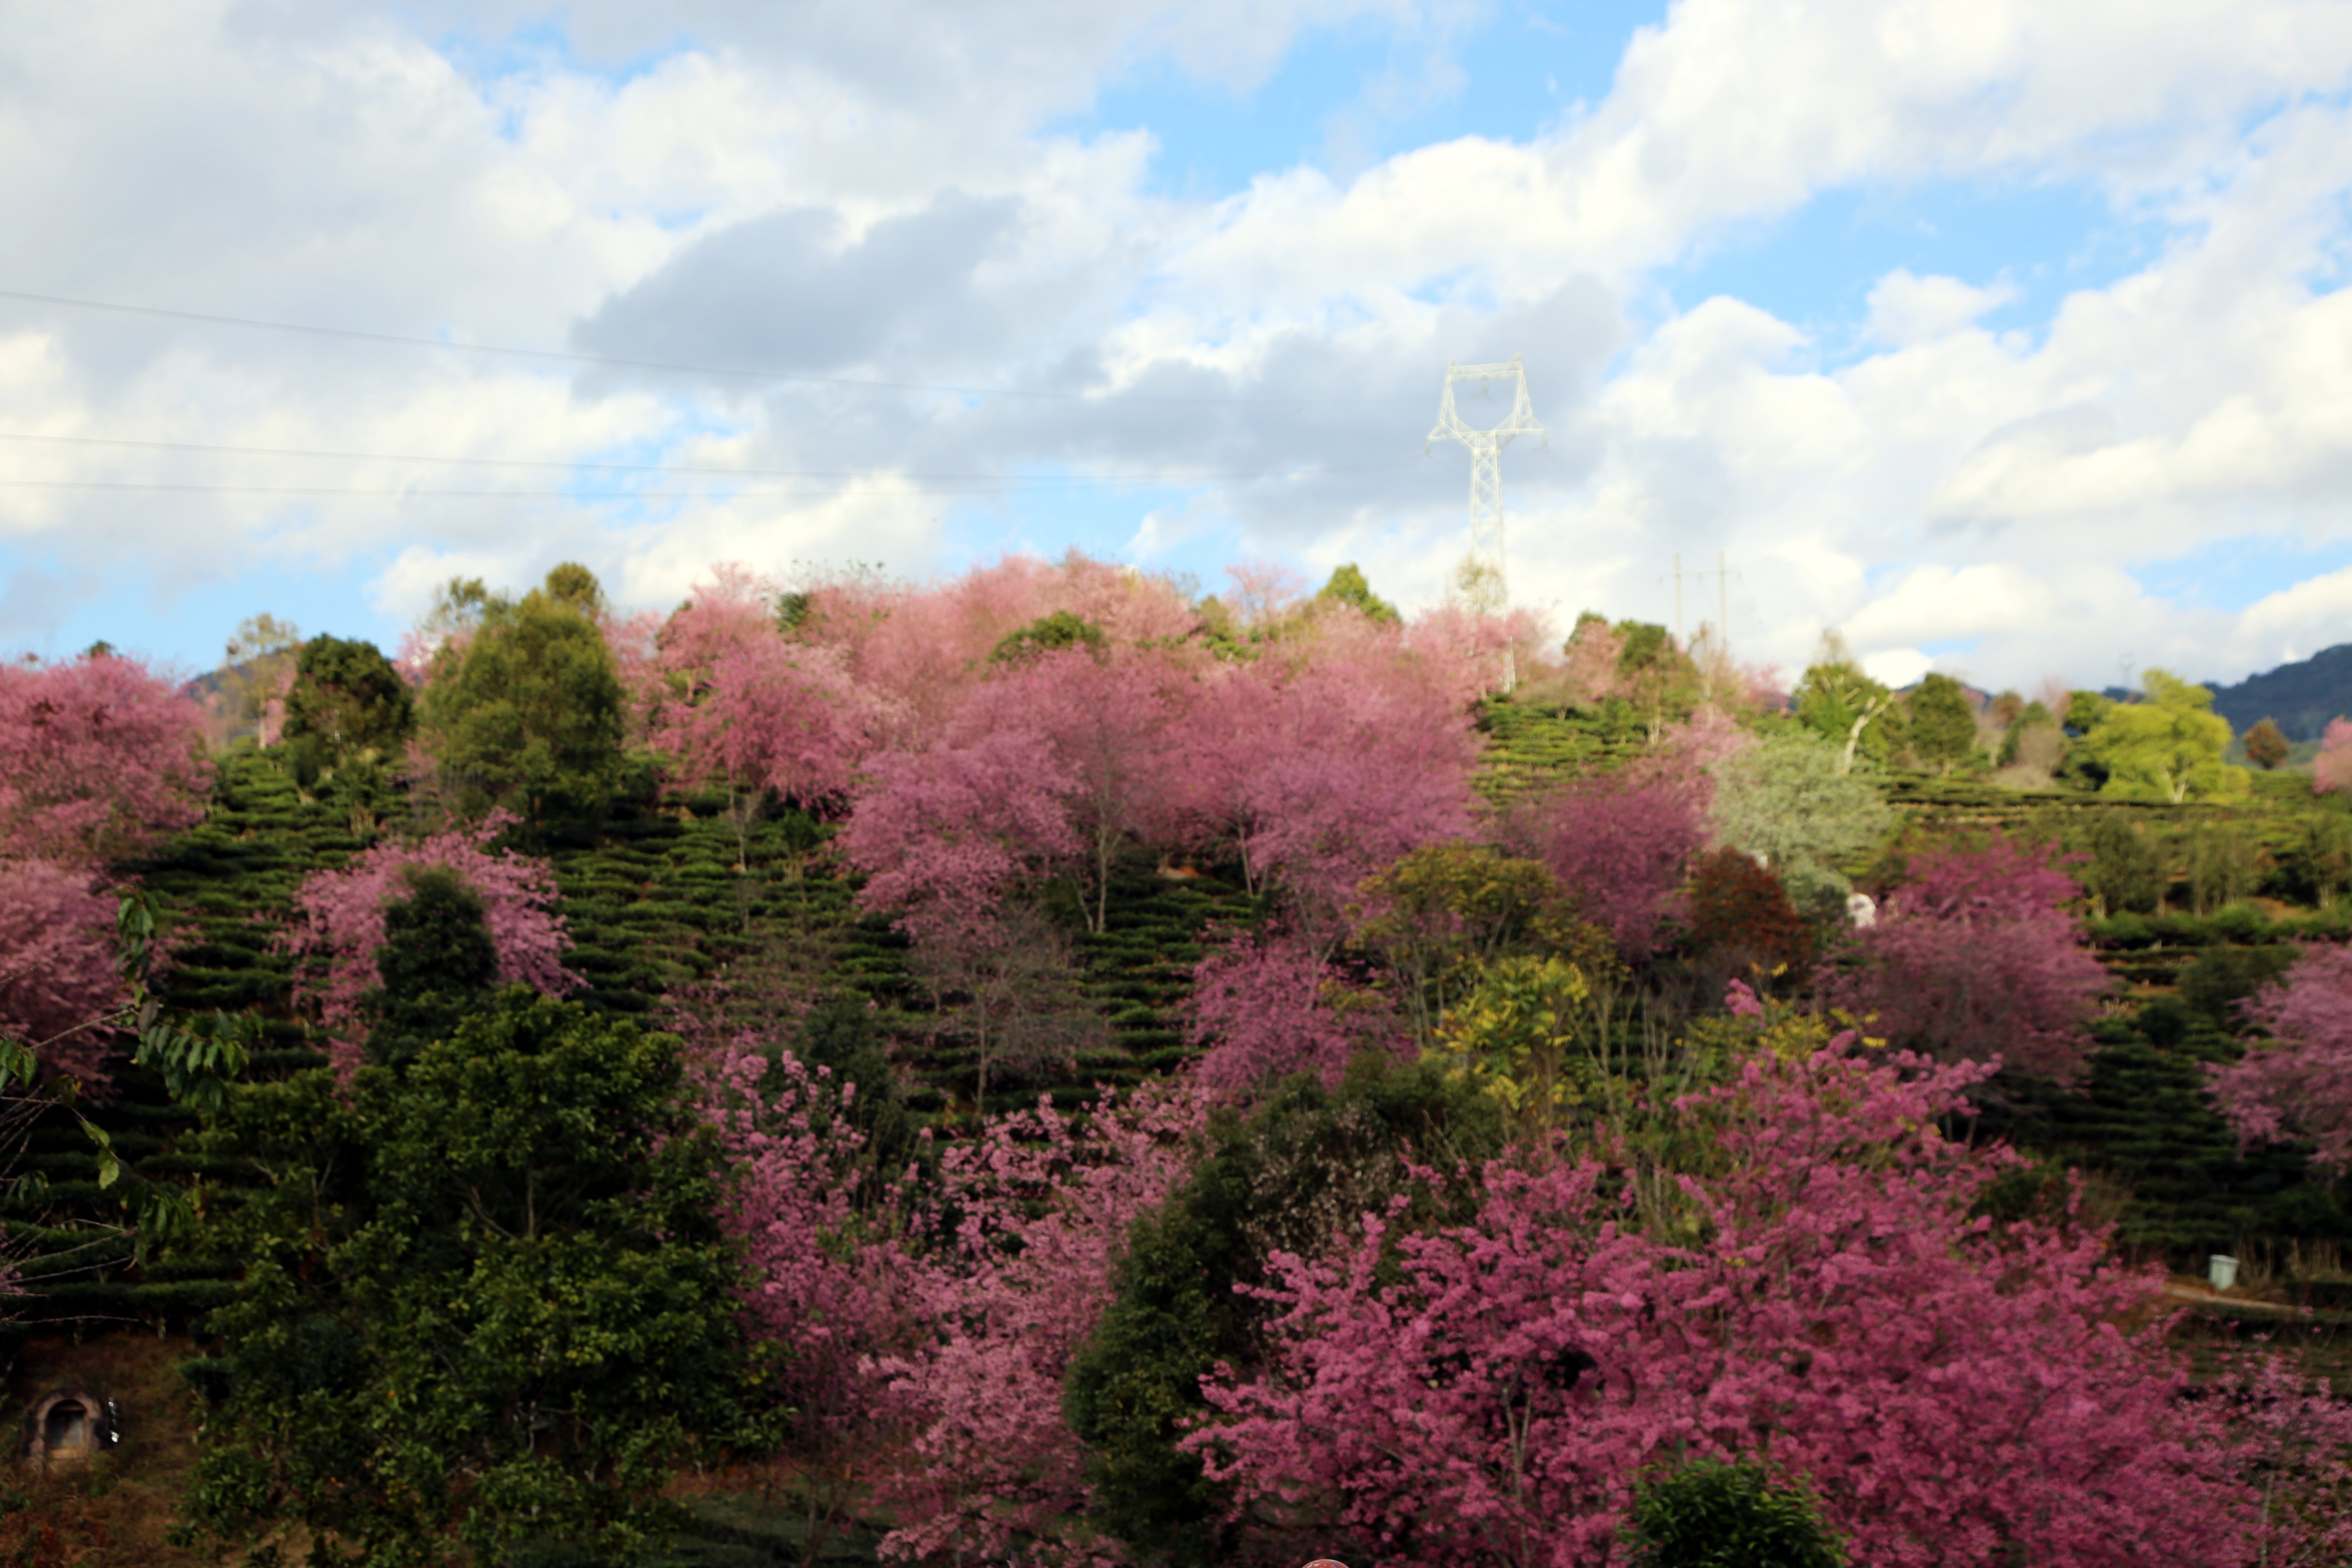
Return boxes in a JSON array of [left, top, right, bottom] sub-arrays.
[[5, 0, 2352, 694]]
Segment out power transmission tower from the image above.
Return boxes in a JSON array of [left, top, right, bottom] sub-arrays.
[[1428, 355, 1544, 610]]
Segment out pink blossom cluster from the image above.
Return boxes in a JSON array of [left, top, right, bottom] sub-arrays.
[[1182, 932, 1409, 1103], [708, 1052, 1204, 1566], [2316, 718, 2352, 796], [282, 812, 579, 1075], [617, 557, 1508, 948], [0, 858, 131, 1087], [0, 651, 211, 865], [2208, 942, 2352, 1171], [0, 651, 212, 1084], [867, 1084, 1202, 1565], [635, 564, 867, 812], [701, 1043, 910, 1462], [1831, 835, 2108, 1082], [1187, 1048, 2259, 1568], [840, 628, 1484, 948]]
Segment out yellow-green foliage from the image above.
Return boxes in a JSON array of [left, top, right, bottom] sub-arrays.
[[1430, 954, 1595, 1131], [2080, 669, 2248, 804]]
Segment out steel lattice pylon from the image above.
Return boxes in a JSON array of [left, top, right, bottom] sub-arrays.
[[1427, 355, 1544, 607]]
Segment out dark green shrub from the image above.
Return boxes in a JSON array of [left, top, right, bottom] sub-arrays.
[[1065, 1055, 1500, 1566], [184, 995, 765, 1565], [2186, 824, 2265, 914], [2138, 995, 2195, 1050], [2178, 944, 2296, 1028], [1621, 1456, 1845, 1568], [2079, 814, 2165, 915]]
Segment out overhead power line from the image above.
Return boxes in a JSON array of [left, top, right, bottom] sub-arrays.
[[0, 429, 1412, 487], [0, 471, 1408, 499], [0, 288, 1424, 408]]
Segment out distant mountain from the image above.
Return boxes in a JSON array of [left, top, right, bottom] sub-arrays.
[[2205, 644, 2352, 742]]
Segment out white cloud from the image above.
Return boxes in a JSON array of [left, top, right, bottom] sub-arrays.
[[1865, 270, 2018, 347], [6, 0, 2352, 694]]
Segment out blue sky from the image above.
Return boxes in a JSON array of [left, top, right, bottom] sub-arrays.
[[5, 0, 2352, 689]]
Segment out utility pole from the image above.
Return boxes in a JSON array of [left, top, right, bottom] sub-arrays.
[[1663, 551, 1737, 654]]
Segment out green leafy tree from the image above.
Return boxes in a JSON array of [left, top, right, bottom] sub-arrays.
[[2185, 821, 2265, 914], [1065, 1058, 1500, 1568], [1996, 699, 2067, 781], [2179, 943, 2297, 1029], [418, 566, 628, 823], [1314, 562, 1400, 623], [1614, 621, 1701, 741], [183, 992, 761, 1566], [2245, 717, 2293, 771], [1428, 954, 1611, 1139], [361, 867, 501, 1069], [989, 609, 1108, 667], [1351, 843, 1604, 1046], [0, 893, 252, 1258], [2064, 689, 2113, 734], [1791, 634, 1892, 774], [1904, 673, 1979, 776], [2079, 670, 2248, 803], [284, 635, 413, 766], [221, 613, 304, 736], [284, 634, 415, 830], [2076, 814, 2166, 915], [1621, 1456, 1847, 1568], [1708, 733, 1894, 917]]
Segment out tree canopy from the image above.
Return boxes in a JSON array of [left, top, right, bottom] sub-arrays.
[[283, 634, 413, 770], [185, 994, 760, 1566], [417, 566, 629, 823], [2079, 668, 2247, 803]]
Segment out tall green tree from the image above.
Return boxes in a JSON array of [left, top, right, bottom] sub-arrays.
[[183, 992, 761, 1566], [284, 634, 414, 767], [1065, 1059, 1500, 1568], [2076, 813, 2166, 915], [1709, 733, 1894, 917], [1792, 634, 1892, 774], [1314, 562, 1400, 623], [361, 866, 502, 1069], [1904, 672, 1979, 775], [1613, 621, 1700, 740], [418, 565, 628, 823], [2080, 669, 2248, 803]]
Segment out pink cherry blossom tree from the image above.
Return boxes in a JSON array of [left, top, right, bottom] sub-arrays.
[[839, 729, 1081, 946], [709, 1042, 1205, 1567], [2208, 942, 2352, 1172], [1189, 1047, 2251, 1568], [701, 1039, 913, 1540], [1509, 775, 1707, 961], [281, 812, 579, 1074], [1182, 931, 1409, 1104], [1188, 651, 1480, 935], [1829, 835, 2108, 1083], [1558, 616, 1624, 708], [2316, 719, 2352, 796], [960, 646, 1206, 932], [0, 650, 211, 867], [868, 1082, 1203, 1566], [646, 565, 867, 867], [0, 859, 129, 1088], [792, 553, 1197, 747]]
